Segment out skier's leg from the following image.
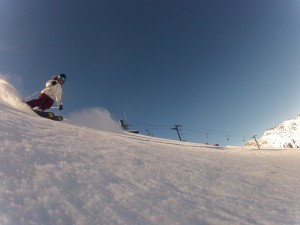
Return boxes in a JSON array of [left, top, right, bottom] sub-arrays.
[[26, 94, 43, 108], [39, 94, 54, 111], [26, 99, 39, 108]]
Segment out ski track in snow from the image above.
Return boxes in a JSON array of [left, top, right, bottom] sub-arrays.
[[0, 85, 300, 224]]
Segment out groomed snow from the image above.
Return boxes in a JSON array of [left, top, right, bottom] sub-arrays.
[[1, 80, 300, 225]]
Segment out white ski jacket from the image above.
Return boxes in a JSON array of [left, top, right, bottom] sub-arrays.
[[41, 80, 63, 106]]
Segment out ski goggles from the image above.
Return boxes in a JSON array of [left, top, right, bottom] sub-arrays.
[[59, 77, 66, 81]]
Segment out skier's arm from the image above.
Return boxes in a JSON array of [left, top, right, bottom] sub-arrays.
[[56, 88, 63, 109], [45, 80, 57, 87]]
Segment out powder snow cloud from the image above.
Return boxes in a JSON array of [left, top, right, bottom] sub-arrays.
[[67, 107, 123, 133], [0, 75, 33, 113]]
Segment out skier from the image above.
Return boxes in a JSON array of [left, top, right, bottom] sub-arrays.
[[26, 74, 66, 112]]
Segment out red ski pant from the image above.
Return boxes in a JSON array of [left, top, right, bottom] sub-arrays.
[[26, 93, 54, 111]]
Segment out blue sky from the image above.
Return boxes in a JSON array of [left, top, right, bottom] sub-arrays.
[[1, 0, 300, 146]]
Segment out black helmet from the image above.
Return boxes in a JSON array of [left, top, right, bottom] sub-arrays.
[[58, 73, 67, 81]]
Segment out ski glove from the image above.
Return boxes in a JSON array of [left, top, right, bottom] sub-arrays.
[[51, 81, 57, 86], [59, 105, 63, 110]]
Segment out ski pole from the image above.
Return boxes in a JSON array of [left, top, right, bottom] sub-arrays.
[[23, 90, 41, 101]]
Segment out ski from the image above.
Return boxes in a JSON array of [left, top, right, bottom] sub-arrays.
[[33, 110, 63, 121]]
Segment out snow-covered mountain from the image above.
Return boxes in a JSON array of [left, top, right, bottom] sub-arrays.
[[1, 79, 300, 225], [246, 114, 300, 149]]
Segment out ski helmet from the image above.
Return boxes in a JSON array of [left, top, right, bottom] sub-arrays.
[[58, 73, 67, 81]]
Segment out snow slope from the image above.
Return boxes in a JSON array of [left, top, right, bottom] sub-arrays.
[[1, 80, 300, 225]]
